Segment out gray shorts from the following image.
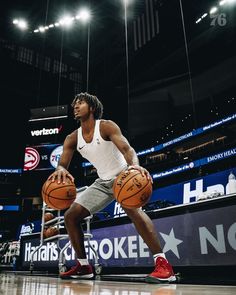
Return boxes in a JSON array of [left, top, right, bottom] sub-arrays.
[[74, 178, 115, 214]]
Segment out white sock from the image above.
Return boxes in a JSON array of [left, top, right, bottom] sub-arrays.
[[77, 258, 89, 266], [153, 253, 166, 263]]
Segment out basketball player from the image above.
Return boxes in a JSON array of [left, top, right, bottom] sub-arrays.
[[48, 92, 176, 283]]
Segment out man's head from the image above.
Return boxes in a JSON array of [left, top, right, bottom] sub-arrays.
[[71, 92, 103, 119]]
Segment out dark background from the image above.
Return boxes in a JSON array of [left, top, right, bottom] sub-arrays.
[[0, 0, 236, 240]]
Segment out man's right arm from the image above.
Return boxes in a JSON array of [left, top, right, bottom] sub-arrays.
[[47, 130, 77, 183]]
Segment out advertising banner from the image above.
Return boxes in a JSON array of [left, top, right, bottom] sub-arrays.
[[23, 144, 63, 171], [28, 119, 67, 145], [137, 113, 236, 156], [20, 201, 236, 269], [152, 147, 236, 180]]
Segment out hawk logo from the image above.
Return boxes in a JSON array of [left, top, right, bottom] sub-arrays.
[[24, 147, 40, 171]]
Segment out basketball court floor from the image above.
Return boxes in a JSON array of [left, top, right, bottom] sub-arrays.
[[1, 273, 236, 295]]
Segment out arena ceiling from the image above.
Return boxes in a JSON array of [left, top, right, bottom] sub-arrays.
[[0, 0, 235, 148]]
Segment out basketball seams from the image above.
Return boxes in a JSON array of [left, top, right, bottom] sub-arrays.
[[41, 180, 59, 205], [46, 194, 59, 210], [45, 193, 74, 210], [46, 184, 76, 195], [43, 193, 56, 209], [41, 179, 76, 210], [117, 174, 149, 202], [115, 171, 141, 201], [46, 186, 76, 209], [43, 179, 72, 195], [44, 180, 55, 195], [120, 180, 152, 206], [47, 195, 76, 201]]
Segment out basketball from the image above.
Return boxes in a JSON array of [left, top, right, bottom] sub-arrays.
[[113, 169, 152, 208], [43, 227, 60, 238], [41, 178, 77, 210], [44, 212, 55, 222]]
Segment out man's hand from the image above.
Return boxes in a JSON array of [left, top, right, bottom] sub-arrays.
[[127, 165, 153, 183], [47, 168, 74, 184]]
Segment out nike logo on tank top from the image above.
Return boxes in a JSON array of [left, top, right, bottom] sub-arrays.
[[77, 120, 127, 180]]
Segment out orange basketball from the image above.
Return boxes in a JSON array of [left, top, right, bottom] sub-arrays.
[[113, 169, 152, 208], [44, 212, 55, 222], [44, 227, 60, 238], [41, 178, 77, 210]]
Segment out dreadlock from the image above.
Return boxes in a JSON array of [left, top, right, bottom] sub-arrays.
[[71, 92, 103, 119]]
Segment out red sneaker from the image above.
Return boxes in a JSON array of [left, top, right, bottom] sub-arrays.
[[146, 257, 176, 283], [60, 262, 94, 279]]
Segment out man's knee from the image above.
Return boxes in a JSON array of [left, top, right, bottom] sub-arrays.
[[64, 203, 89, 224]]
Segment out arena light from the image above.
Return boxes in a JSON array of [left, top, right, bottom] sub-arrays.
[[210, 7, 218, 14], [196, 0, 236, 25], [18, 20, 28, 30], [123, 0, 134, 6], [196, 18, 202, 24], [58, 15, 74, 27], [77, 8, 91, 22], [32, 8, 91, 34], [201, 13, 208, 19], [39, 26, 45, 33], [195, 12, 208, 24], [219, 0, 236, 5], [12, 18, 28, 30], [219, 0, 228, 5]]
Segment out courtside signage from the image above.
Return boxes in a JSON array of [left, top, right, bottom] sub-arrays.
[[21, 203, 236, 268]]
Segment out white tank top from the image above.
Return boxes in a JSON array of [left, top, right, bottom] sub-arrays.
[[77, 120, 127, 180]]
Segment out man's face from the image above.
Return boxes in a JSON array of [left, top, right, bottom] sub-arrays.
[[73, 99, 91, 120]]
